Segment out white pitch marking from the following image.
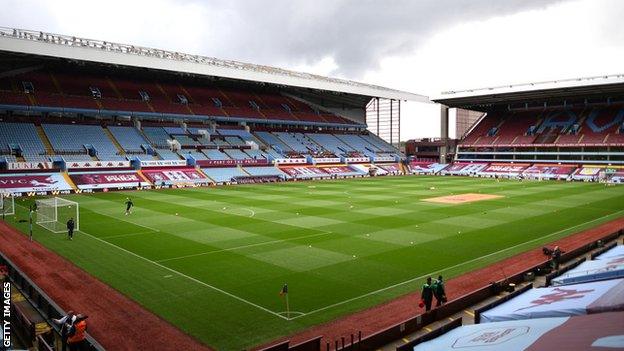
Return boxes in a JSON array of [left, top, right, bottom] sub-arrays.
[[288, 209, 624, 320], [156, 231, 334, 263], [77, 229, 289, 320], [87, 209, 161, 233]]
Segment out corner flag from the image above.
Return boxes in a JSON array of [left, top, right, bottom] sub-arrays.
[[279, 284, 288, 296]]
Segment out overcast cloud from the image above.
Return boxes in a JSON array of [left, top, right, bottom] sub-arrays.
[[1, 0, 623, 139], [1, 0, 564, 77]]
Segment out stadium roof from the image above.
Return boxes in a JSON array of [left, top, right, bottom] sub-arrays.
[[432, 73, 624, 109], [0, 27, 429, 103]]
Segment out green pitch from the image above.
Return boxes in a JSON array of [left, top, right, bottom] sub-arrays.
[[7, 176, 624, 350]]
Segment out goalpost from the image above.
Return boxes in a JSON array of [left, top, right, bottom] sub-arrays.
[[0, 193, 15, 217], [36, 197, 79, 233]]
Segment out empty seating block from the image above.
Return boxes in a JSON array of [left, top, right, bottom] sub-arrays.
[[203, 149, 231, 160], [155, 148, 181, 160], [243, 166, 286, 177], [0, 122, 46, 159], [143, 127, 171, 148], [202, 167, 247, 182], [224, 149, 251, 160], [108, 126, 149, 153], [254, 132, 291, 152], [42, 123, 124, 160], [306, 133, 352, 156]]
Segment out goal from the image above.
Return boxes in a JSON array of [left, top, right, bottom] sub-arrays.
[[36, 197, 79, 233], [0, 193, 15, 217]]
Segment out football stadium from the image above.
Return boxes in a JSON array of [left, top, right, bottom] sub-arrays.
[[1, 24, 624, 351]]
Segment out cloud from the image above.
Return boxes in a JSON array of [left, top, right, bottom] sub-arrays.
[[197, 0, 568, 77], [0, 0, 567, 78]]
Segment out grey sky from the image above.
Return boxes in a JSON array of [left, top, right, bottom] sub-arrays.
[[2, 0, 563, 78], [1, 0, 622, 139]]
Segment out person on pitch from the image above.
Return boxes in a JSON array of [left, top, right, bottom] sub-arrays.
[[421, 276, 434, 311], [125, 197, 134, 215], [433, 275, 447, 307], [66, 217, 75, 240]]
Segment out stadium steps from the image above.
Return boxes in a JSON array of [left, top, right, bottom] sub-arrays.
[[136, 170, 152, 186], [62, 172, 78, 190], [183, 103, 194, 115], [155, 83, 172, 102], [578, 134, 585, 143], [252, 93, 270, 109], [25, 93, 37, 106], [103, 127, 126, 155], [105, 78, 124, 99], [196, 168, 215, 183], [145, 101, 156, 113], [272, 133, 295, 151], [553, 134, 561, 144], [178, 85, 196, 115], [36, 125, 55, 155], [238, 165, 251, 176], [603, 133, 611, 144], [217, 89, 237, 107], [48, 72, 64, 94], [510, 135, 519, 144]]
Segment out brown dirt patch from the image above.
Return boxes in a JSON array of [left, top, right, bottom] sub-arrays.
[[423, 193, 504, 204], [0, 221, 212, 351], [256, 217, 624, 350]]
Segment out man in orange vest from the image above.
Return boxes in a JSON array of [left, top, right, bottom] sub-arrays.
[[67, 314, 88, 351]]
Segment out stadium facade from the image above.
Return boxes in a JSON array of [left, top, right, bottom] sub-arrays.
[[0, 27, 434, 195]]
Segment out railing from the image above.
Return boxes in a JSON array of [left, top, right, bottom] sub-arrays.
[[0, 251, 104, 350]]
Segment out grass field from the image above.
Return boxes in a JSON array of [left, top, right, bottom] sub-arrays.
[[7, 176, 624, 350]]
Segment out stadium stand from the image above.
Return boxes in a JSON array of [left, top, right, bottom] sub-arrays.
[[306, 133, 354, 156], [0, 122, 47, 162], [223, 148, 252, 160], [202, 167, 248, 182], [243, 166, 287, 177], [107, 126, 150, 154], [203, 149, 231, 160], [42, 123, 125, 161], [142, 127, 171, 148]]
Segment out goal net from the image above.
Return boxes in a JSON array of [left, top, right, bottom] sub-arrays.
[[36, 197, 79, 233], [0, 193, 14, 217]]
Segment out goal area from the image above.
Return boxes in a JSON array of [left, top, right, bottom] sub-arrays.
[[36, 197, 79, 233], [0, 193, 15, 216]]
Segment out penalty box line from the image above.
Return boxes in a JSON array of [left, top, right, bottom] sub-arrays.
[[77, 229, 291, 321], [288, 208, 624, 320], [156, 230, 334, 263]]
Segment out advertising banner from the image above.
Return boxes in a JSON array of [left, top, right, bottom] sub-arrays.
[[197, 159, 269, 167], [279, 166, 329, 178], [66, 160, 131, 169], [313, 157, 342, 164], [140, 160, 187, 168], [69, 171, 148, 190], [142, 168, 210, 185], [345, 157, 370, 163], [0, 173, 72, 193], [273, 158, 307, 164], [6, 161, 54, 170]]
